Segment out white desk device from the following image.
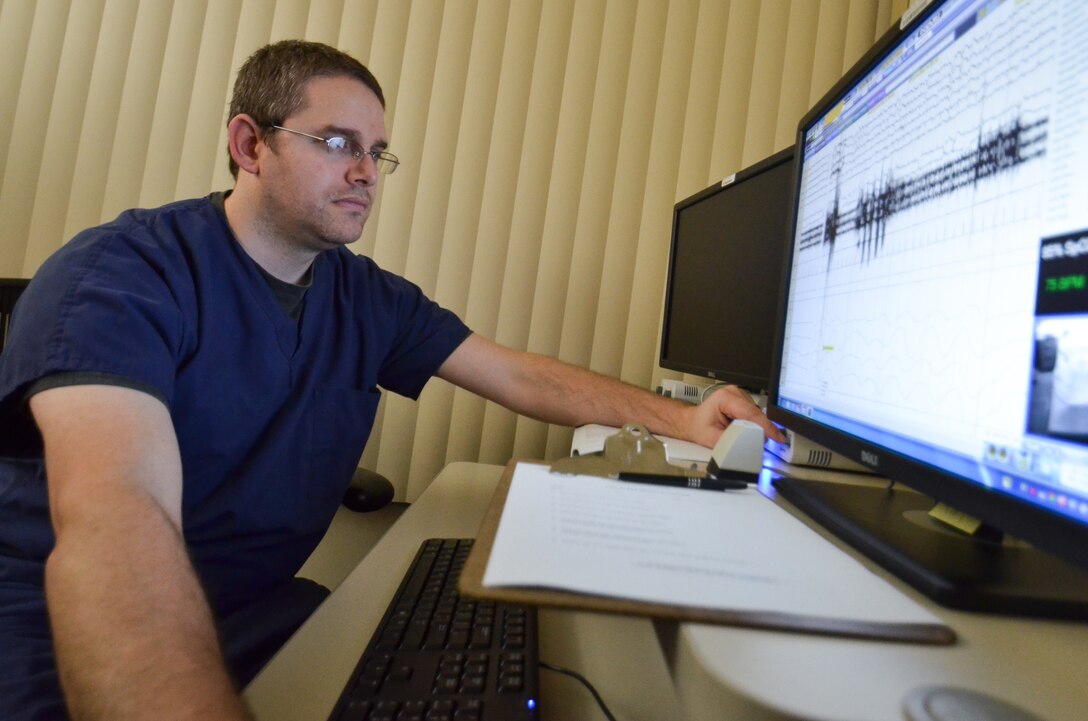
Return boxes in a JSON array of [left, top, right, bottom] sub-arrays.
[[705, 419, 764, 482]]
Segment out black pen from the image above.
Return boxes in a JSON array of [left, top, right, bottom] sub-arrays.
[[614, 472, 748, 491]]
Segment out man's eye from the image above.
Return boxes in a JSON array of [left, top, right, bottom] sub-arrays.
[[326, 137, 350, 153]]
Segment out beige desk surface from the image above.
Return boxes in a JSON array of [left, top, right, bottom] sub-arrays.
[[245, 462, 1088, 721]]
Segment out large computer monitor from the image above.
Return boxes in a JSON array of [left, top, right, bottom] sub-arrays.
[[659, 147, 794, 395], [768, 0, 1088, 617]]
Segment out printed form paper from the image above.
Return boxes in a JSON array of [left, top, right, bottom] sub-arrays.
[[483, 463, 941, 626]]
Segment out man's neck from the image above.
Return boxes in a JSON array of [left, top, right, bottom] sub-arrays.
[[222, 188, 318, 285]]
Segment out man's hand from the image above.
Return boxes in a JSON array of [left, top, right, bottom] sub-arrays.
[[684, 385, 786, 449]]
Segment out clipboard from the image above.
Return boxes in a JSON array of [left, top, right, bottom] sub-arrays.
[[459, 425, 955, 645]]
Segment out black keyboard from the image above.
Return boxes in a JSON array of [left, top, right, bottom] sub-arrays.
[[326, 538, 541, 721]]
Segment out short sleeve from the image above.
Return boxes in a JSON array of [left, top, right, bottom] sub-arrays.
[[376, 269, 471, 398], [0, 212, 196, 416], [332, 252, 470, 400]]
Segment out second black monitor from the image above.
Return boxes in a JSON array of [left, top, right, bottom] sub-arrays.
[[659, 146, 795, 394]]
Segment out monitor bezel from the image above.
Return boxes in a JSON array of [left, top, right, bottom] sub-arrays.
[[765, 0, 1088, 573], [658, 145, 795, 393]]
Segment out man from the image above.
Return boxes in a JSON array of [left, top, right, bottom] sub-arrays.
[[0, 40, 782, 721]]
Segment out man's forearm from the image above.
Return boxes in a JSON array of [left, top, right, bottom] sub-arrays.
[[438, 334, 781, 448], [506, 351, 689, 433], [46, 486, 250, 721]]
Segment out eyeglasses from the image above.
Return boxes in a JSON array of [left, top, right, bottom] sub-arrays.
[[269, 125, 400, 175]]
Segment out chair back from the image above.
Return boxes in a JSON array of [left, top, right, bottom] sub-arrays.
[[0, 278, 30, 353]]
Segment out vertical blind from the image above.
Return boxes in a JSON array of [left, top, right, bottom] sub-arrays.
[[0, 0, 907, 500]]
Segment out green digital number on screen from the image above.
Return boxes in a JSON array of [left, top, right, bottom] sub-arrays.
[[1045, 275, 1087, 292]]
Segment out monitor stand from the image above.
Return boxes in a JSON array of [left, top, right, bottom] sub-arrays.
[[771, 476, 1088, 619]]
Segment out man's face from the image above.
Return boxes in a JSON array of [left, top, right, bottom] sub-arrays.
[[256, 75, 389, 252]]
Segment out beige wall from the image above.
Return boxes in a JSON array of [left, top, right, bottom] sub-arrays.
[[0, 0, 908, 499]]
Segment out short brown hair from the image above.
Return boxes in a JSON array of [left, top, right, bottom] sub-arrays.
[[227, 40, 385, 178]]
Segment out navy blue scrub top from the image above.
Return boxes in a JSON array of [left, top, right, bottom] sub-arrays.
[[0, 193, 471, 615]]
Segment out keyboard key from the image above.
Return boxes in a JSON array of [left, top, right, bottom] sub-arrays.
[[498, 675, 524, 693], [338, 700, 370, 721], [402, 700, 427, 716], [388, 664, 413, 682], [435, 675, 460, 693], [461, 675, 485, 693], [431, 699, 455, 714]]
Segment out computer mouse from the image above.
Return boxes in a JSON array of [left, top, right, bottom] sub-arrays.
[[706, 419, 764, 482], [341, 468, 395, 513]]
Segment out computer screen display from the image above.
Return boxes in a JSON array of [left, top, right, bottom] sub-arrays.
[[769, 0, 1088, 612], [659, 147, 794, 393]]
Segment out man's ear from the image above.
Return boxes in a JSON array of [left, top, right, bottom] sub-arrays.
[[227, 114, 264, 176]]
